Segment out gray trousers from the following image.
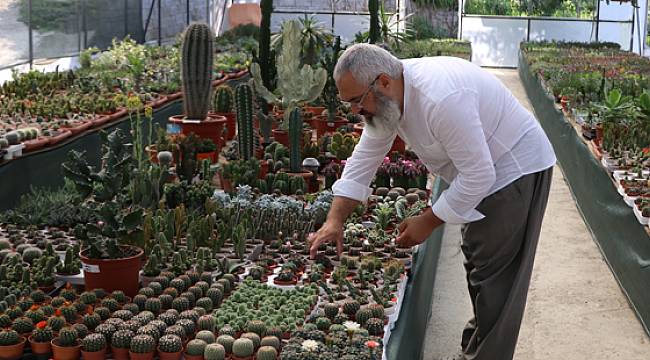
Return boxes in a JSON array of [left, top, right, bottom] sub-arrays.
[[460, 167, 553, 360]]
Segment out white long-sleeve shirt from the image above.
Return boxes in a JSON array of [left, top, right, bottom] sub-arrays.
[[332, 57, 556, 224]]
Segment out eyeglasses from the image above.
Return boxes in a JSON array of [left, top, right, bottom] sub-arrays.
[[346, 75, 380, 107]]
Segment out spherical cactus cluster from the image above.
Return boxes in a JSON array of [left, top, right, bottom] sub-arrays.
[[218, 324, 236, 337], [148, 319, 167, 334], [122, 303, 140, 315], [81, 333, 107, 352], [129, 334, 155, 353], [94, 307, 111, 320], [11, 316, 34, 334], [176, 318, 195, 336], [196, 330, 216, 344], [112, 310, 134, 321], [158, 334, 183, 353], [232, 338, 255, 358], [139, 287, 155, 298], [368, 303, 385, 319], [94, 323, 117, 343], [245, 319, 266, 337], [111, 291, 127, 303], [0, 329, 20, 345], [241, 332, 260, 349], [365, 317, 384, 336], [136, 324, 161, 342], [216, 334, 235, 353], [343, 299, 361, 317], [72, 324, 89, 339], [29, 290, 46, 304], [164, 325, 186, 338], [159, 294, 174, 309], [170, 278, 186, 292], [186, 339, 207, 356], [79, 291, 97, 305], [172, 297, 190, 312], [133, 294, 148, 311], [197, 314, 215, 332], [32, 324, 54, 343], [204, 342, 226, 360], [111, 330, 134, 349], [205, 288, 223, 305], [25, 309, 45, 324], [57, 327, 79, 347], [257, 345, 278, 360], [187, 286, 202, 300], [158, 311, 178, 326], [101, 298, 120, 312]]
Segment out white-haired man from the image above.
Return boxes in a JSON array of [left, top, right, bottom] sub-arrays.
[[308, 44, 556, 360]]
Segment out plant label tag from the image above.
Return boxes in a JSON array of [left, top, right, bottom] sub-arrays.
[[181, 119, 202, 124], [166, 123, 182, 134], [82, 263, 100, 273], [327, 122, 335, 127]]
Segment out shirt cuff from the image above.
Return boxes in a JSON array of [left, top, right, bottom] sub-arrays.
[[431, 191, 485, 224], [332, 178, 374, 203]]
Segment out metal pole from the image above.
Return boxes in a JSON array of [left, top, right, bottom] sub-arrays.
[[28, 0, 33, 69], [82, 0, 87, 48], [186, 0, 190, 25], [527, 18, 531, 42], [595, 0, 600, 41], [630, 4, 636, 51], [77, 0, 81, 53], [124, 0, 129, 38], [158, 0, 162, 46]]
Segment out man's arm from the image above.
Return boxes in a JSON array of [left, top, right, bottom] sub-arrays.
[[309, 126, 395, 258]]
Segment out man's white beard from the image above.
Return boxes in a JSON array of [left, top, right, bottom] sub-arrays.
[[363, 90, 402, 138]]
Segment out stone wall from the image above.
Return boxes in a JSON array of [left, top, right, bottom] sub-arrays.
[[142, 0, 211, 43]]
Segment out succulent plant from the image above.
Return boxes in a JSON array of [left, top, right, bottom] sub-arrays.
[[180, 22, 214, 120], [81, 333, 107, 352], [104, 318, 125, 328], [144, 297, 162, 314], [79, 291, 97, 305], [6, 307, 23, 320], [246, 319, 266, 337], [355, 308, 373, 327], [158, 334, 183, 353], [137, 324, 161, 341], [158, 311, 178, 326], [112, 309, 134, 321], [342, 299, 360, 318], [0, 329, 20, 346], [111, 290, 127, 303], [179, 309, 199, 323], [206, 288, 223, 306], [50, 296, 66, 307], [138, 287, 155, 298], [260, 335, 280, 350], [25, 308, 45, 324], [133, 294, 148, 311], [216, 334, 235, 353], [324, 303, 339, 319], [71, 323, 89, 339], [83, 312, 102, 330], [196, 297, 213, 312], [196, 330, 216, 344], [29, 289, 46, 304], [0, 314, 11, 328], [172, 297, 190, 312], [129, 334, 155, 353], [204, 342, 226, 360], [148, 282, 163, 296], [12, 316, 34, 334], [169, 278, 186, 292], [365, 317, 384, 336], [111, 329, 134, 349], [186, 338, 208, 356], [31, 323, 53, 343], [164, 325, 186, 338], [232, 337, 254, 358], [94, 306, 111, 320], [180, 292, 196, 307], [197, 314, 216, 332], [175, 318, 195, 336], [149, 319, 167, 334], [57, 327, 78, 347], [159, 294, 174, 309], [94, 323, 117, 342], [315, 317, 331, 332], [329, 324, 346, 332], [257, 345, 278, 360]]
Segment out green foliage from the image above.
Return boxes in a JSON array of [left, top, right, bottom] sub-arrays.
[[181, 23, 215, 120]]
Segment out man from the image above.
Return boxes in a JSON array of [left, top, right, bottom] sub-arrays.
[[308, 44, 556, 360]]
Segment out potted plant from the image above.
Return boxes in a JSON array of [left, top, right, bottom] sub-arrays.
[[28, 321, 53, 355], [185, 339, 207, 360], [80, 333, 107, 360], [51, 327, 81, 360], [213, 85, 236, 140], [110, 330, 134, 360], [196, 137, 218, 164], [231, 338, 255, 360], [168, 23, 227, 148], [0, 329, 25, 360], [157, 334, 183, 360], [312, 36, 347, 137], [128, 334, 156, 360]]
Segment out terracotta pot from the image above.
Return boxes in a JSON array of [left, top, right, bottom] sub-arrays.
[[128, 351, 154, 360], [23, 137, 50, 153], [51, 338, 81, 360], [47, 129, 73, 145], [157, 348, 182, 360], [272, 129, 289, 147], [0, 337, 26, 360], [81, 347, 107, 360], [111, 346, 130, 360], [80, 245, 144, 298], [310, 116, 348, 137], [218, 173, 233, 193], [149, 96, 169, 109], [183, 353, 203, 360], [304, 106, 325, 116], [215, 112, 236, 140], [167, 92, 183, 101], [91, 115, 112, 127], [273, 277, 298, 285], [62, 121, 93, 136], [28, 335, 52, 355], [168, 114, 227, 149], [231, 356, 255, 360], [197, 151, 217, 164]]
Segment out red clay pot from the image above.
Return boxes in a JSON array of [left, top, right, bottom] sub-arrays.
[[183, 353, 203, 360], [51, 338, 81, 360], [23, 137, 50, 153], [304, 106, 325, 116], [310, 116, 348, 137], [28, 336, 51, 355], [157, 348, 182, 360], [215, 112, 236, 140], [197, 151, 217, 164], [128, 351, 154, 360], [80, 245, 144, 298], [81, 347, 107, 360], [62, 121, 93, 136], [48, 129, 73, 145], [111, 346, 130, 360], [0, 337, 26, 360], [168, 114, 227, 149]]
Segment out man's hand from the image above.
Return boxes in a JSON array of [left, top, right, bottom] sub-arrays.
[[395, 209, 443, 248], [309, 220, 344, 259]]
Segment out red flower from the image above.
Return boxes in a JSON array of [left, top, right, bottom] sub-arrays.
[[65, 282, 72, 290], [86, 306, 93, 315], [36, 321, 47, 329], [55, 309, 62, 317], [366, 340, 380, 349], [30, 305, 39, 311], [643, 147, 650, 155]]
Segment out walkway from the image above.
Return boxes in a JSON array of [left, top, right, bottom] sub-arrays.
[[423, 69, 650, 360]]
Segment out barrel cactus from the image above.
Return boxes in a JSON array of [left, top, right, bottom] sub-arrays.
[[144, 297, 162, 314], [94, 323, 117, 343], [232, 338, 254, 358], [355, 308, 373, 327], [257, 345, 278, 360], [196, 330, 215, 344], [72, 323, 89, 339], [139, 287, 155, 298], [111, 329, 134, 349], [29, 290, 46, 304], [158, 311, 178, 326], [206, 288, 223, 305], [159, 294, 174, 309], [130, 334, 155, 354], [112, 309, 134, 321], [324, 303, 339, 319], [79, 291, 97, 305], [111, 290, 127, 303], [133, 294, 148, 311], [0, 330, 20, 345], [187, 286, 203, 300], [31, 324, 53, 343], [94, 306, 111, 320], [246, 319, 266, 337], [260, 336, 280, 350], [365, 317, 384, 336], [122, 303, 140, 315], [57, 327, 78, 347], [11, 316, 34, 334], [83, 312, 102, 330], [204, 342, 226, 360], [186, 339, 207, 356], [172, 297, 190, 312], [81, 333, 106, 352], [175, 318, 195, 336], [0, 315, 11, 328], [181, 22, 214, 120], [158, 334, 182, 353], [214, 85, 234, 113], [197, 314, 216, 332], [216, 334, 234, 353], [315, 317, 331, 332], [343, 299, 360, 317], [137, 324, 161, 342], [196, 297, 213, 312], [164, 325, 186, 338]]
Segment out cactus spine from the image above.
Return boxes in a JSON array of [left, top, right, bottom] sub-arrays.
[[288, 107, 302, 173], [232, 338, 254, 358], [181, 23, 214, 120], [130, 334, 155, 353], [57, 327, 78, 347], [235, 83, 255, 160], [81, 333, 106, 352], [158, 334, 182, 353], [257, 346, 278, 360], [214, 86, 234, 113], [204, 343, 226, 360]]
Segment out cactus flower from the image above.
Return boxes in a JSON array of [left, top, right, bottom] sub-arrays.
[[36, 321, 47, 329], [301, 339, 319, 352]]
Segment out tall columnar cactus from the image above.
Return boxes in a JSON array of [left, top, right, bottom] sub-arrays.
[[235, 83, 255, 160], [251, 20, 327, 129], [259, 0, 274, 90], [368, 0, 380, 44], [322, 36, 342, 122], [214, 85, 234, 113], [181, 23, 214, 120], [288, 107, 303, 173]]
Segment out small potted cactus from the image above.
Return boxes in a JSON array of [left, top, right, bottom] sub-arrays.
[[28, 321, 53, 355], [128, 334, 156, 360], [51, 326, 81, 360], [231, 337, 255, 360], [157, 334, 183, 360], [204, 343, 226, 360], [80, 333, 107, 360], [257, 345, 278, 360], [0, 329, 26, 360], [110, 329, 134, 360], [213, 85, 236, 140], [185, 338, 207, 360]]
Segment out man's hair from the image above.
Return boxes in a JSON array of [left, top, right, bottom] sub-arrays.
[[334, 43, 403, 85]]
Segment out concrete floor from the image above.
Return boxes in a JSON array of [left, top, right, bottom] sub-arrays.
[[423, 69, 650, 360]]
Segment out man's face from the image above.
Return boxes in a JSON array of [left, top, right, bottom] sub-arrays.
[[336, 72, 402, 137]]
